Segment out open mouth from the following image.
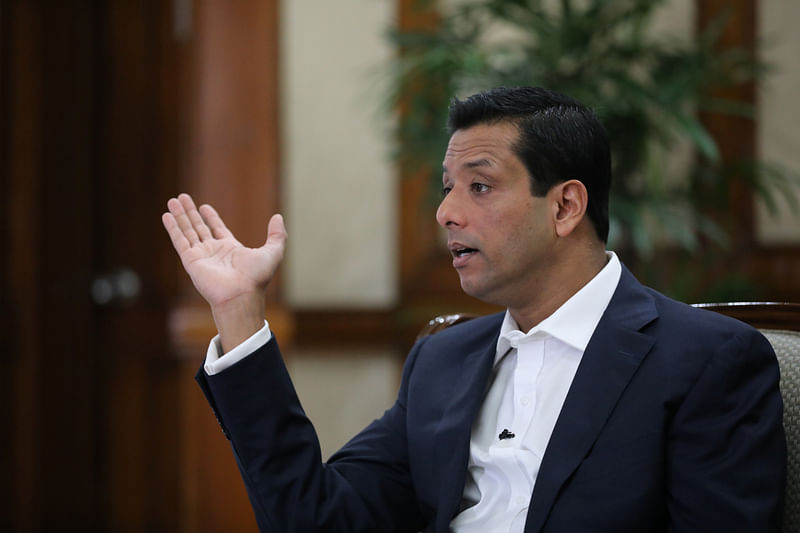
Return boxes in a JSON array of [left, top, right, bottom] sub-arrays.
[[453, 247, 478, 257], [448, 241, 479, 265]]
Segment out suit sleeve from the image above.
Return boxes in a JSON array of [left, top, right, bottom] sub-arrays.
[[195, 335, 427, 533], [666, 326, 786, 532]]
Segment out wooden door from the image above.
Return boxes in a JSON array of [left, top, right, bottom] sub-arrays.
[[3, 1, 180, 531], [2, 1, 272, 531]]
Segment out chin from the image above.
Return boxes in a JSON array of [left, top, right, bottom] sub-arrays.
[[459, 279, 477, 297], [459, 278, 492, 304], [461, 279, 513, 309]]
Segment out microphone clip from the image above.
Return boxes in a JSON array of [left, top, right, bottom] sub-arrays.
[[498, 428, 515, 440]]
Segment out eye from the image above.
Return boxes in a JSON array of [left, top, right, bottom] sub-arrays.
[[470, 182, 489, 193], [441, 186, 452, 198]]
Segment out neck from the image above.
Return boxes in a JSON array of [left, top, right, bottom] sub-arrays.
[[509, 243, 608, 332]]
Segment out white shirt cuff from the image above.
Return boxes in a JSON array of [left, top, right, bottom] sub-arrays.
[[204, 320, 272, 376]]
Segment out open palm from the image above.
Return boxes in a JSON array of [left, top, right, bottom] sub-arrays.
[[162, 193, 286, 309]]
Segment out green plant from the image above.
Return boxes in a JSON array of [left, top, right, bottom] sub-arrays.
[[383, 0, 798, 298]]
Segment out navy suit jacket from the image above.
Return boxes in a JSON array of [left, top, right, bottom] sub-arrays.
[[197, 266, 786, 532]]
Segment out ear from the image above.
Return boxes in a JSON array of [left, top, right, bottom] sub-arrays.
[[550, 179, 588, 238]]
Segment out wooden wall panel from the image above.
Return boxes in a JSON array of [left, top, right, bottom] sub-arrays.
[[697, 0, 758, 244], [2, 2, 101, 530], [3, 3, 44, 531], [93, 3, 183, 530], [171, 2, 283, 532], [37, 2, 99, 529]]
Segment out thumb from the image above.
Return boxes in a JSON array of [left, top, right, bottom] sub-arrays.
[[263, 213, 287, 253]]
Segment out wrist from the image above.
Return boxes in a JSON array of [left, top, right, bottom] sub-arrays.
[[211, 293, 266, 353]]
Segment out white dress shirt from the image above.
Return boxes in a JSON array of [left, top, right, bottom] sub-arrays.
[[204, 320, 271, 376], [450, 252, 621, 532], [204, 253, 621, 532]]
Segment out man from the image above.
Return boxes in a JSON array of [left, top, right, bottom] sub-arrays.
[[162, 87, 786, 532]]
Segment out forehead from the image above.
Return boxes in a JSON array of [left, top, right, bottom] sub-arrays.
[[443, 122, 521, 168]]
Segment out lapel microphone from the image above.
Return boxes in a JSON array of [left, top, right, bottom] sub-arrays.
[[498, 428, 515, 440]]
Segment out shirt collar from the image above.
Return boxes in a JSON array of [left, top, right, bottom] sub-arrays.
[[495, 251, 622, 365]]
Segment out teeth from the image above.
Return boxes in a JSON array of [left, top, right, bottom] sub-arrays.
[[455, 248, 476, 257]]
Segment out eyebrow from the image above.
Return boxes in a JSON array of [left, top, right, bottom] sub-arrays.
[[442, 158, 493, 174]]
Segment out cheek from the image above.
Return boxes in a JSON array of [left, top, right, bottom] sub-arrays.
[[499, 206, 544, 238], [523, 205, 554, 239], [500, 213, 551, 260]]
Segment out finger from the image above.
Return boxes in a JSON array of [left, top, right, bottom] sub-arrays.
[[167, 195, 201, 245], [198, 204, 234, 240], [263, 213, 287, 257], [161, 212, 191, 255], [178, 193, 213, 242]]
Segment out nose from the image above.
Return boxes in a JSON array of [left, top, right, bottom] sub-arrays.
[[436, 187, 465, 229]]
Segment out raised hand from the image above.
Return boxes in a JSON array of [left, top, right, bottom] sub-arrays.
[[162, 193, 287, 350]]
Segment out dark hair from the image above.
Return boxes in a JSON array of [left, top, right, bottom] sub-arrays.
[[447, 87, 611, 243]]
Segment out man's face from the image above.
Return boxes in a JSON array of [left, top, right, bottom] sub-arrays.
[[437, 122, 558, 308]]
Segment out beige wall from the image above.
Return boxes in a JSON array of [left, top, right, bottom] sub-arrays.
[[281, 0, 397, 309], [286, 348, 401, 458], [756, 0, 800, 244], [280, 0, 401, 455]]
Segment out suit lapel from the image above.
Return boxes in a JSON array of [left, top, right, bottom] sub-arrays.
[[524, 267, 658, 533], [433, 314, 503, 532]]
